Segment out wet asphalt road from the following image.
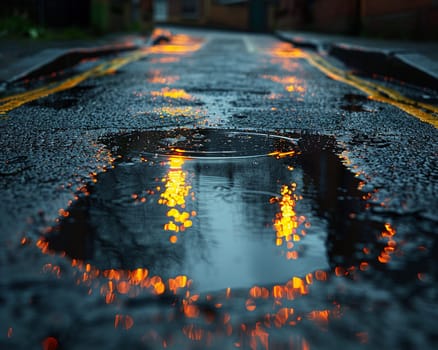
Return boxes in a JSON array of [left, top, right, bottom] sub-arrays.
[[1, 28, 438, 350]]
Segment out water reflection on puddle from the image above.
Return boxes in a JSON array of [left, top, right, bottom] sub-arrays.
[[35, 129, 397, 349], [46, 130, 329, 291]]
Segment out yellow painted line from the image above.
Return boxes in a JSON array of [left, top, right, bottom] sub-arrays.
[[0, 48, 150, 115], [0, 34, 204, 116], [347, 72, 438, 114], [304, 52, 438, 128]]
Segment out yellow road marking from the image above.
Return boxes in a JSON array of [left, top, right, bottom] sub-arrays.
[[2, 36, 436, 130], [0, 48, 149, 115], [0, 33, 203, 116], [304, 52, 438, 128]]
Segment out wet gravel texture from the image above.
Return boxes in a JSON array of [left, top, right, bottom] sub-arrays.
[[1, 28, 437, 349]]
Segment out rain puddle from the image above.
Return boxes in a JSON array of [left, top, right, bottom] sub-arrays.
[[43, 129, 381, 291], [35, 129, 398, 348], [46, 130, 332, 292]]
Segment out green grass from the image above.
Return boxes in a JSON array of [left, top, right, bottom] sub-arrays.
[[0, 15, 95, 40], [0, 15, 39, 38]]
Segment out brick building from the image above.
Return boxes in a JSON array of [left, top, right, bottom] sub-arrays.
[[161, 0, 275, 32], [2, 0, 436, 39], [360, 0, 438, 39], [159, 0, 437, 39], [276, 0, 438, 39]]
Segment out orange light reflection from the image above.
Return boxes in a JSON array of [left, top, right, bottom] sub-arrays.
[[114, 314, 134, 330], [262, 74, 306, 95], [151, 87, 192, 100], [271, 182, 309, 263], [159, 156, 194, 239], [149, 35, 203, 55], [32, 138, 403, 350], [147, 70, 179, 84], [378, 223, 398, 264], [152, 106, 206, 119], [270, 43, 307, 59]]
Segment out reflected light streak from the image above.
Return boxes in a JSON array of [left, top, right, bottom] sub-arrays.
[[148, 33, 203, 54], [150, 56, 180, 64], [273, 184, 299, 246], [149, 45, 202, 54], [268, 150, 297, 158], [269, 151, 308, 262], [159, 156, 195, 240], [151, 87, 192, 100], [270, 43, 307, 59], [134, 106, 206, 120], [248, 322, 269, 350], [308, 310, 330, 326], [147, 32, 203, 56], [32, 141, 404, 350], [114, 314, 134, 330], [271, 182, 308, 263], [378, 223, 397, 264], [153, 106, 206, 119], [183, 325, 204, 341], [262, 75, 306, 94], [147, 70, 179, 84]]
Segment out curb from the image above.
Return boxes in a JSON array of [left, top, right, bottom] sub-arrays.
[[275, 31, 438, 91], [330, 44, 438, 90], [0, 32, 175, 90], [274, 31, 321, 51], [1, 41, 141, 86], [14, 44, 140, 83]]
